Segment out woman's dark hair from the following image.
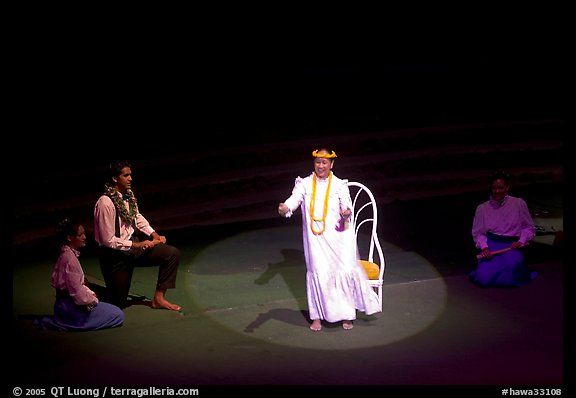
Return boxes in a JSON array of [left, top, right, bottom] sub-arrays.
[[313, 147, 337, 162], [56, 218, 82, 245], [489, 170, 511, 185], [317, 147, 335, 154]]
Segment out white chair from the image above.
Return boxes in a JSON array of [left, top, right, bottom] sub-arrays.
[[348, 181, 386, 311]]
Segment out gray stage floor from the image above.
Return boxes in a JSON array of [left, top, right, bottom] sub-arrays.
[[10, 186, 565, 393]]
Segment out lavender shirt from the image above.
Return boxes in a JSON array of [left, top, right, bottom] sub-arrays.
[[51, 245, 97, 306], [472, 195, 536, 250]]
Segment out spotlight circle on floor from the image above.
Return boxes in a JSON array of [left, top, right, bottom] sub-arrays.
[[185, 226, 447, 350]]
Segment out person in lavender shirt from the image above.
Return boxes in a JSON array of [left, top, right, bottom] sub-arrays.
[[278, 148, 381, 331], [35, 219, 124, 331], [470, 171, 537, 287]]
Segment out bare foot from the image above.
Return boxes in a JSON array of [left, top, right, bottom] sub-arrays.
[[151, 298, 181, 311], [342, 320, 354, 330], [310, 319, 322, 332]]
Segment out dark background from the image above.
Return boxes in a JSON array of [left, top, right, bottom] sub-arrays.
[[18, 23, 565, 160], [13, 22, 567, 246]]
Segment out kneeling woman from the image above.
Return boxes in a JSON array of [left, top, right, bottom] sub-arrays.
[[35, 219, 124, 331], [470, 171, 537, 288]]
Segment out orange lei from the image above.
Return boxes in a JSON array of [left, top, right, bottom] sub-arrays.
[[310, 172, 332, 235]]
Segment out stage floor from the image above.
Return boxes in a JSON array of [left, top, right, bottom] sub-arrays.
[[11, 213, 564, 387]]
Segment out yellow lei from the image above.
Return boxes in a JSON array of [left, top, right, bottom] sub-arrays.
[[310, 172, 332, 235]]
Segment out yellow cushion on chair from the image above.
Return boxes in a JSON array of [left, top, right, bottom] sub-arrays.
[[359, 260, 380, 279]]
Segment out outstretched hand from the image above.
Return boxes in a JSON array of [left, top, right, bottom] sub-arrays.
[[278, 203, 289, 216]]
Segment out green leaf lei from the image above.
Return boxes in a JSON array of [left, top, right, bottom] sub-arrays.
[[104, 185, 139, 224]]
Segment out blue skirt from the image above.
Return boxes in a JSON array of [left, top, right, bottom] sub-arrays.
[[469, 233, 537, 288], [35, 297, 124, 331]]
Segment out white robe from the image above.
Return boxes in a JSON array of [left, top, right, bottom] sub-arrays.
[[283, 173, 381, 322]]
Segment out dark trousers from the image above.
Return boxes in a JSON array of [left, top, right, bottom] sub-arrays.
[[98, 244, 180, 308]]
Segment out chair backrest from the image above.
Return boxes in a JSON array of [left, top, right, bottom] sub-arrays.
[[348, 181, 386, 310]]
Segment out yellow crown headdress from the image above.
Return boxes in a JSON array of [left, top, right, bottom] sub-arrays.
[[312, 150, 337, 159]]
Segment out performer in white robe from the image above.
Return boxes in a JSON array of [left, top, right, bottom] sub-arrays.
[[278, 148, 381, 331]]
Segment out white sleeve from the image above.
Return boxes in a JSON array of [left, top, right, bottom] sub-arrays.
[[283, 177, 305, 218]]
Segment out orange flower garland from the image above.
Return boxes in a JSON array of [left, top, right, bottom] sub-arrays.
[[310, 171, 332, 235]]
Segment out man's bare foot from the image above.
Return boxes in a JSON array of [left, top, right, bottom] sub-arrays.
[[342, 320, 353, 330], [151, 297, 181, 311], [310, 319, 322, 331], [152, 289, 181, 311]]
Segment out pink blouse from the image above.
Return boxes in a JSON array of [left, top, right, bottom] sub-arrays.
[[51, 245, 98, 306]]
